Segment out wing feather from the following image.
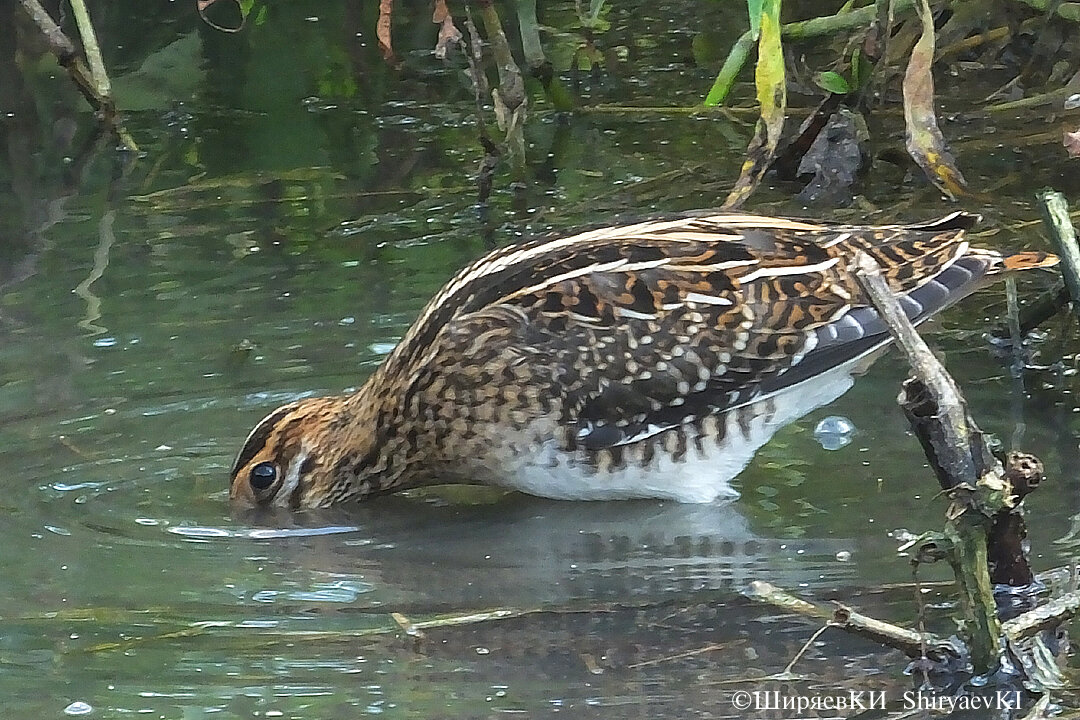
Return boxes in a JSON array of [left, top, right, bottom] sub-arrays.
[[409, 213, 998, 453]]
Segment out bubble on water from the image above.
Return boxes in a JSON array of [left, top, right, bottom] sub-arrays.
[[63, 701, 93, 715], [835, 550, 852, 562], [813, 415, 856, 450], [92, 337, 117, 348]]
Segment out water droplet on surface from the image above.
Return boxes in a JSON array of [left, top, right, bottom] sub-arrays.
[[813, 415, 856, 450], [475, 647, 490, 655], [64, 701, 93, 715]]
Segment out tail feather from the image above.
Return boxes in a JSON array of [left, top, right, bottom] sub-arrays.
[[998, 251, 1060, 272]]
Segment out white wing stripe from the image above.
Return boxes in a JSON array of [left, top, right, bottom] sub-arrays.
[[738, 257, 840, 284]]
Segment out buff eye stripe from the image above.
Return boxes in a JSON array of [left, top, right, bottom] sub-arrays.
[[230, 406, 294, 477]]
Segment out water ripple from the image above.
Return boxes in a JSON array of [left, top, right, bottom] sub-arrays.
[[167, 524, 361, 540]]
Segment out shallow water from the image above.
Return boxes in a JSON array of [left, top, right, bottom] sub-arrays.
[[2, 1, 1079, 717]]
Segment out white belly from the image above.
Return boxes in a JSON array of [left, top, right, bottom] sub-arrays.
[[483, 355, 865, 502]]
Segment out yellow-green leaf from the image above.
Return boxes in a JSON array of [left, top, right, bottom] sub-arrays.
[[723, 0, 785, 209]]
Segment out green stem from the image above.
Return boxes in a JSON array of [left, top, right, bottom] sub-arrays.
[[705, 0, 918, 106], [515, 0, 544, 68], [68, 0, 111, 98], [515, 0, 574, 110], [704, 31, 755, 106], [1038, 190, 1080, 313], [478, 0, 527, 173]]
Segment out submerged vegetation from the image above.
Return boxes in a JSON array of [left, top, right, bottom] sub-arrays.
[[22, 0, 1080, 207], [320, 0, 1080, 209]]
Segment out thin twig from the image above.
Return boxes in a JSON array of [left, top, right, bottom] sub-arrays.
[[627, 642, 729, 669], [84, 606, 561, 653], [854, 252, 986, 485], [911, 562, 931, 687], [780, 623, 833, 676], [18, 0, 103, 109]]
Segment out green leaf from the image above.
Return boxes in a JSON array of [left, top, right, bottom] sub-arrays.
[[238, 0, 254, 20], [815, 70, 851, 95]]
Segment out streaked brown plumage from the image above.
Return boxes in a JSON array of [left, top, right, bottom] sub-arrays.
[[229, 211, 1056, 509]]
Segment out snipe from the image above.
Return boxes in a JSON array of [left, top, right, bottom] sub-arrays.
[[229, 211, 1056, 509]]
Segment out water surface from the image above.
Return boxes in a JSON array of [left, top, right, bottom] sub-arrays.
[[1, 1, 1078, 717]]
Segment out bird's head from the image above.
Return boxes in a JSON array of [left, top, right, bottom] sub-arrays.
[[229, 395, 393, 510]]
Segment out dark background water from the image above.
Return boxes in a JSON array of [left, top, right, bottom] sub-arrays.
[[1, 1, 1078, 717]]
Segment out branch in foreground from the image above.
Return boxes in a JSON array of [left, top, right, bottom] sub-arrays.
[[745, 581, 962, 661], [1002, 590, 1080, 643], [853, 251, 1012, 675]]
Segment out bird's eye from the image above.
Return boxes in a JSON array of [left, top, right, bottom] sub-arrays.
[[249, 462, 277, 491]]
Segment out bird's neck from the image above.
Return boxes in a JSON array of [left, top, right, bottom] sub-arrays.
[[323, 369, 439, 501]]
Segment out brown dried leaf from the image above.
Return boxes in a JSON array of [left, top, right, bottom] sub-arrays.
[[902, 0, 969, 199], [377, 0, 395, 62], [1065, 129, 1080, 158], [432, 0, 462, 61]]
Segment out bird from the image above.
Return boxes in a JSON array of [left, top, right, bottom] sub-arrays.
[[229, 211, 1057, 509]]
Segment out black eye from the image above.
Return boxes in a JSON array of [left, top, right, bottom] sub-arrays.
[[249, 462, 277, 491]]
